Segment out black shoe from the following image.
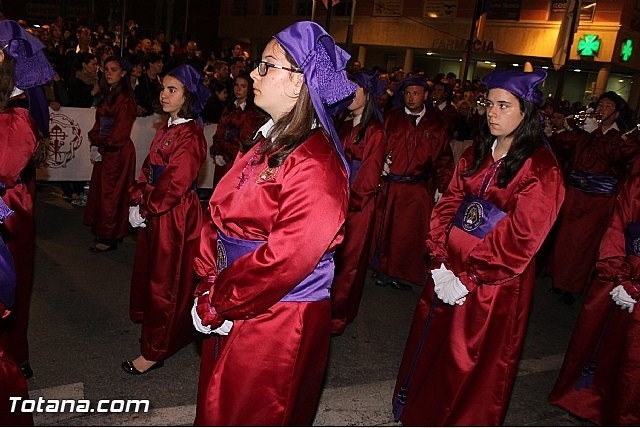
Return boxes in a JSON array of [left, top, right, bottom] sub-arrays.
[[558, 292, 575, 305], [20, 362, 33, 379], [375, 279, 386, 287], [121, 360, 164, 375], [549, 286, 563, 294], [389, 280, 412, 290]]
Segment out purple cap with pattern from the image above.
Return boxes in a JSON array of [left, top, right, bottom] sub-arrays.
[[351, 70, 387, 124], [0, 20, 56, 89], [481, 69, 547, 106], [274, 21, 357, 177], [168, 64, 211, 114]]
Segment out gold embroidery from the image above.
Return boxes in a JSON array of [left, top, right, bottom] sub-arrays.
[[257, 167, 280, 183]]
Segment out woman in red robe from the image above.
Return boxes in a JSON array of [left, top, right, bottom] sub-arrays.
[[84, 56, 137, 252], [209, 71, 266, 188], [122, 64, 209, 374], [549, 174, 640, 425], [191, 22, 356, 425], [331, 70, 387, 335], [393, 69, 564, 426]]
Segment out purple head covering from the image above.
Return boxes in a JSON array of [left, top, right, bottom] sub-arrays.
[[0, 198, 15, 309], [274, 21, 357, 177], [350, 70, 388, 124], [169, 64, 211, 114], [0, 20, 55, 89], [392, 75, 429, 109], [481, 69, 547, 106]]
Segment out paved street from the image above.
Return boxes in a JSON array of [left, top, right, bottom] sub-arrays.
[[23, 183, 592, 426]]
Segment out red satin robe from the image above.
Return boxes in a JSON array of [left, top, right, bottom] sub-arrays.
[[128, 120, 206, 361], [549, 174, 640, 425], [395, 145, 564, 426], [0, 347, 33, 426], [83, 90, 137, 240], [550, 126, 629, 294], [371, 108, 453, 285], [331, 119, 386, 334], [0, 108, 39, 366], [193, 129, 348, 425], [209, 104, 265, 188]]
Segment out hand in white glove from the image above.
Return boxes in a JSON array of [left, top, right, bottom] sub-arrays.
[[214, 155, 227, 167], [212, 320, 234, 335], [431, 264, 469, 305], [128, 205, 147, 228], [90, 146, 102, 163], [434, 189, 443, 203], [610, 285, 637, 313], [191, 297, 212, 334]]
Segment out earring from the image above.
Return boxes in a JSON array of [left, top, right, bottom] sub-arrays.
[[293, 88, 300, 96]]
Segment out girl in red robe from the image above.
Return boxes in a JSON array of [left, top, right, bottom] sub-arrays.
[[209, 71, 267, 188], [191, 21, 357, 425], [122, 64, 209, 374], [84, 56, 137, 252], [549, 174, 640, 425], [393, 69, 565, 426], [331, 70, 387, 335]]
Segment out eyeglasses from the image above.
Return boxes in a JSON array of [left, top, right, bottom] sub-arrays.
[[255, 60, 302, 77]]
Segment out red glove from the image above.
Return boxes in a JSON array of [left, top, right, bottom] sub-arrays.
[[622, 279, 640, 301], [458, 271, 479, 293], [196, 292, 224, 329]]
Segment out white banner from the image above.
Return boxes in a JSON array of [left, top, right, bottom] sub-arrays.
[[36, 107, 217, 189]]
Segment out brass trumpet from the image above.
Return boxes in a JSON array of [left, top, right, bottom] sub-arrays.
[[573, 109, 602, 126]]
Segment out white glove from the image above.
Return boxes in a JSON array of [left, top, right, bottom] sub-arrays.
[[432, 263, 469, 305], [212, 320, 234, 335], [214, 155, 227, 167], [434, 189, 443, 203], [610, 285, 637, 313], [90, 146, 102, 163], [128, 205, 147, 228], [191, 297, 212, 334], [382, 160, 391, 177]]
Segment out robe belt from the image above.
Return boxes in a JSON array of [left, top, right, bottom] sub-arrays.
[[383, 171, 429, 183], [625, 222, 640, 258], [452, 193, 507, 239], [216, 228, 333, 302], [99, 117, 114, 136], [348, 159, 362, 185], [569, 170, 618, 195], [148, 164, 197, 190]]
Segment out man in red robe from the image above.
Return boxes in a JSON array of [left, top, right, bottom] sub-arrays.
[[371, 76, 453, 288]]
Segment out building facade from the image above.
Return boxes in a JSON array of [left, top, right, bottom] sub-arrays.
[[218, 0, 640, 110]]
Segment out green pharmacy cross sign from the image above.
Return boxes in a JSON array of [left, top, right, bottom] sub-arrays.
[[621, 39, 633, 62], [577, 34, 601, 57]]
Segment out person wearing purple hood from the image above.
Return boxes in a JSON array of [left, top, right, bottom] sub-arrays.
[[190, 21, 356, 425], [331, 70, 387, 335], [122, 64, 209, 375], [392, 69, 564, 425]]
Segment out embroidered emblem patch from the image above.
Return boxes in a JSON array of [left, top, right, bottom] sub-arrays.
[[163, 139, 172, 147], [633, 237, 640, 256], [462, 201, 483, 231], [257, 167, 280, 183], [217, 239, 228, 271]]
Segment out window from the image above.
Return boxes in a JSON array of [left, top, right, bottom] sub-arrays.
[[264, 0, 280, 15], [334, 0, 353, 16], [232, 0, 248, 16], [295, 0, 313, 16], [579, 0, 596, 22]]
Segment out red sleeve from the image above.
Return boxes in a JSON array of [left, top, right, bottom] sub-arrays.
[[462, 159, 565, 286], [211, 153, 348, 320], [129, 154, 150, 205], [431, 125, 455, 193], [0, 109, 38, 187], [140, 125, 206, 216], [595, 177, 634, 280], [349, 125, 386, 212], [87, 109, 103, 147]]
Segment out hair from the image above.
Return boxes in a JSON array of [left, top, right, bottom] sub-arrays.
[[143, 52, 163, 68], [99, 56, 132, 106], [339, 81, 378, 145], [0, 52, 16, 111], [599, 91, 634, 133], [240, 41, 316, 168], [463, 95, 542, 187], [75, 51, 96, 71], [165, 71, 198, 119]]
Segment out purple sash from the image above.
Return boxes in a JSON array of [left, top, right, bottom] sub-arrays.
[[625, 222, 640, 258], [99, 117, 114, 136], [569, 170, 618, 195], [348, 159, 362, 185], [453, 194, 507, 238], [384, 171, 429, 183], [148, 164, 197, 190], [216, 229, 333, 302]]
